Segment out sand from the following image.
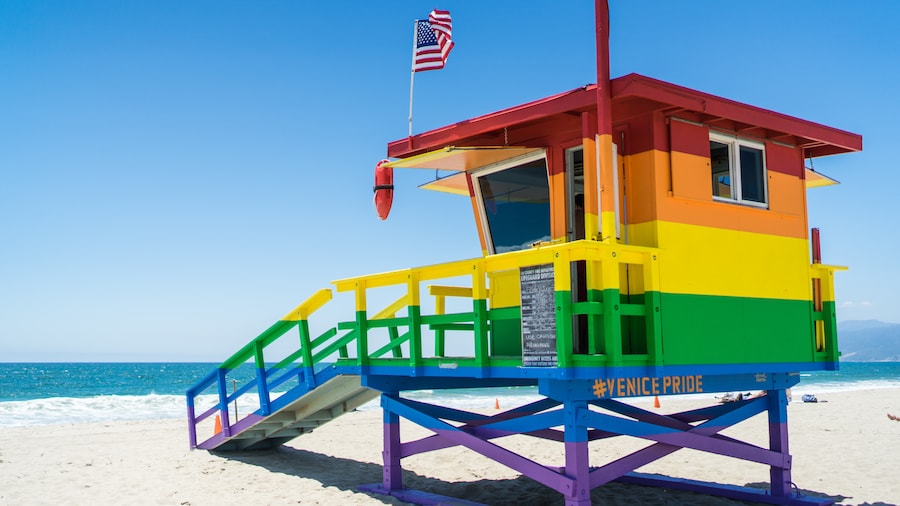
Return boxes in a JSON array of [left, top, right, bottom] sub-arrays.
[[1, 388, 898, 505]]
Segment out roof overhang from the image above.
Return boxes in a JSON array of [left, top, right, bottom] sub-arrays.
[[387, 73, 862, 161], [387, 87, 596, 159], [611, 74, 863, 159], [386, 146, 543, 172]]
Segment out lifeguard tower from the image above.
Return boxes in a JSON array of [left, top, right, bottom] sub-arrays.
[[187, 4, 861, 505]]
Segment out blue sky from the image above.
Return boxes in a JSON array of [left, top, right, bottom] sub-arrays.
[[1, 1, 896, 361]]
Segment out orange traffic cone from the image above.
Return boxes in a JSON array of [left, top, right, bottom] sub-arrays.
[[494, 398, 500, 410], [653, 396, 661, 408], [214, 414, 222, 434]]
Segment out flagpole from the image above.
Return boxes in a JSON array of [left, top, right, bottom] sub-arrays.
[[408, 20, 418, 138], [595, 0, 615, 243]]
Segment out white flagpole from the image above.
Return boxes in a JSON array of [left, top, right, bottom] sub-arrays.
[[408, 20, 419, 138]]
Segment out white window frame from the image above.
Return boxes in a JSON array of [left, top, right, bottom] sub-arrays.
[[709, 132, 768, 208], [471, 150, 549, 255]]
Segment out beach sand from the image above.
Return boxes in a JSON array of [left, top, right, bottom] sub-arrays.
[[1, 389, 898, 505]]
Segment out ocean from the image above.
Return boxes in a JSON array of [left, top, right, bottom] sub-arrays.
[[1, 362, 899, 428]]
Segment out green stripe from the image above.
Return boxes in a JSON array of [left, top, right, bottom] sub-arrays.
[[658, 293, 817, 365], [820, 300, 839, 362], [484, 290, 824, 368]]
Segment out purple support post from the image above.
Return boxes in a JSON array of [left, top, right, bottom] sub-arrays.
[[767, 389, 792, 498], [186, 401, 197, 449], [564, 400, 591, 505], [382, 394, 403, 491]]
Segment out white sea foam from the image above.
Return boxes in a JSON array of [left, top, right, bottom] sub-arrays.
[[0, 391, 378, 428], [792, 378, 900, 396], [0, 394, 216, 428], [3, 378, 899, 427]]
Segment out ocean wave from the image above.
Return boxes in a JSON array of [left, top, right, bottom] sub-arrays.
[[3, 379, 900, 427], [0, 394, 208, 428], [792, 379, 900, 396], [0, 392, 380, 428]]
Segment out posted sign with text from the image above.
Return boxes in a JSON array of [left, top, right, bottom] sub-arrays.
[[520, 264, 557, 367]]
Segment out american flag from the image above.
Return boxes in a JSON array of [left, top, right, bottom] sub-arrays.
[[414, 9, 454, 72]]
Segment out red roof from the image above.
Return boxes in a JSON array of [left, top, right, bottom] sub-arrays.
[[388, 73, 861, 160]]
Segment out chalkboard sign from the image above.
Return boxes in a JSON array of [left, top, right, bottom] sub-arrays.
[[520, 264, 557, 367]]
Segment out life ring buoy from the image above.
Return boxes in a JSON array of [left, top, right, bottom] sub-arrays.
[[373, 159, 394, 220]]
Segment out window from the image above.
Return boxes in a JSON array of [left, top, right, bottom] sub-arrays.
[[475, 154, 550, 254], [709, 133, 767, 207]]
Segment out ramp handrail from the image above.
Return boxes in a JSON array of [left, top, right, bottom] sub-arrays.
[[187, 288, 336, 448]]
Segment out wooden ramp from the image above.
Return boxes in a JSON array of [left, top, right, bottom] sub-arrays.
[[192, 369, 379, 452]]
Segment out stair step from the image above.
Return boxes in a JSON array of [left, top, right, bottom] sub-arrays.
[[200, 373, 380, 451], [264, 412, 299, 423], [267, 427, 305, 438]]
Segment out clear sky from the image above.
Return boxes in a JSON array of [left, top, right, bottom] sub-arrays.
[[2, 1, 897, 361]]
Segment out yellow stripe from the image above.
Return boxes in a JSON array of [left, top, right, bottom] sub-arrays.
[[629, 221, 812, 300], [601, 210, 617, 242]]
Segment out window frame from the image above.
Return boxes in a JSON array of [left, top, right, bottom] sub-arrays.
[[471, 150, 549, 255], [709, 132, 768, 209]]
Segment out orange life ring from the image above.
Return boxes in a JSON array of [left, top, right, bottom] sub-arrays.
[[373, 159, 394, 220]]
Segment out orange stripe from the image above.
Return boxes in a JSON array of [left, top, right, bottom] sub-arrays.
[[768, 170, 807, 218], [598, 133, 615, 213], [624, 150, 807, 239], [624, 150, 665, 226], [549, 169, 567, 241], [582, 134, 600, 240]]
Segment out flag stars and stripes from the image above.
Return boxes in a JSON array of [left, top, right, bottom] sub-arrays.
[[414, 9, 454, 72]]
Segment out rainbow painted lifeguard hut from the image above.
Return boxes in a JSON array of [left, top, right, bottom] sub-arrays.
[[187, 8, 861, 506]]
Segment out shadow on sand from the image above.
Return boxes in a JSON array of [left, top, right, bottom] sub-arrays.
[[216, 447, 858, 506]]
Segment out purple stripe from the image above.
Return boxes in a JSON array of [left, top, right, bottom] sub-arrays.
[[383, 417, 402, 490], [195, 413, 265, 450]]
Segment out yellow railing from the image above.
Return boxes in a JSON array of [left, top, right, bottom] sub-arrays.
[[332, 240, 662, 369]]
